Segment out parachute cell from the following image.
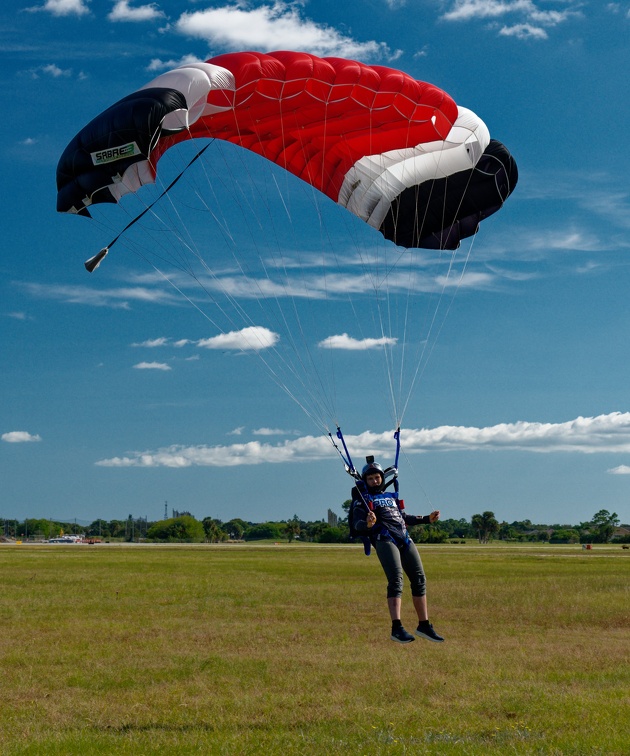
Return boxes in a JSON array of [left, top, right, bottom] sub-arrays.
[[56, 51, 517, 250]]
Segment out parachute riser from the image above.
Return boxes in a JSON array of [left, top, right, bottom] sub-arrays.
[[333, 426, 402, 490]]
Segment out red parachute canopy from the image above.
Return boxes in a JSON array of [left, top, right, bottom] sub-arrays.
[[57, 51, 517, 250]]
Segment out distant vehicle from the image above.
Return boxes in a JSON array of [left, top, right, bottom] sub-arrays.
[[48, 535, 83, 544]]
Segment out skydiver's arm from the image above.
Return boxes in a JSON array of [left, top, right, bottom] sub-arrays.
[[403, 510, 440, 526]]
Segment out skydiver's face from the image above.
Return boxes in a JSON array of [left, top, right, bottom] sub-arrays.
[[365, 472, 383, 488]]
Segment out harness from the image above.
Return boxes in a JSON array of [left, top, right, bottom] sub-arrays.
[[330, 426, 406, 556]]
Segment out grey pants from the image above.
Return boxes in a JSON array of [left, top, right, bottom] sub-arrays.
[[375, 538, 426, 599]]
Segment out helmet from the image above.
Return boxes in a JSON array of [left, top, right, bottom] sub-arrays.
[[362, 459, 384, 485]]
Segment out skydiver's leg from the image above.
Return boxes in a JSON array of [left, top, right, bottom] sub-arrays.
[[402, 540, 444, 642], [375, 540, 404, 603], [375, 541, 414, 642]]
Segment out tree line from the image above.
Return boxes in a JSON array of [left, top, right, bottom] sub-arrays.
[[1, 508, 625, 545]]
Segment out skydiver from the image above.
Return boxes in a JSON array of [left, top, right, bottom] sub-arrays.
[[351, 459, 444, 644]]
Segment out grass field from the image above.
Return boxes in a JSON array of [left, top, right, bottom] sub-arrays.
[[1, 542, 628, 754]]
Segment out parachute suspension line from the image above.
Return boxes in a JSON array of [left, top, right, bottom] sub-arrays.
[[174, 122, 340, 431], [274, 102, 349, 428], [156, 126, 339, 429], [96, 138, 334, 435], [206, 105, 344, 430], [232, 120, 342, 428], [393, 125, 455, 425], [84, 143, 214, 272], [330, 425, 402, 482], [399, 231, 478, 425], [394, 153, 479, 427]]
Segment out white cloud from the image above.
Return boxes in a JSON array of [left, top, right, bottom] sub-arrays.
[[175, 3, 398, 60], [197, 326, 279, 351], [440, 0, 578, 38], [96, 435, 331, 467], [21, 282, 180, 309], [94, 412, 630, 467], [27, 0, 90, 16], [499, 22, 548, 39], [607, 465, 630, 475], [133, 361, 172, 370], [252, 427, 300, 436], [318, 333, 398, 350], [2, 431, 42, 443], [42, 63, 72, 77], [23, 64, 76, 79], [108, 1, 164, 22], [146, 55, 205, 72], [132, 337, 171, 347]]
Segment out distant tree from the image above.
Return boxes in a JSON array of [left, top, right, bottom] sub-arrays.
[[408, 524, 448, 543], [549, 528, 580, 544], [284, 514, 301, 543], [439, 518, 474, 538], [590, 509, 620, 543], [107, 520, 126, 539], [498, 521, 517, 541], [202, 517, 227, 543], [20, 518, 53, 539], [471, 511, 499, 544], [147, 515, 205, 542], [244, 522, 284, 541], [299, 520, 329, 542], [85, 519, 109, 538], [316, 526, 347, 543], [224, 518, 248, 540]]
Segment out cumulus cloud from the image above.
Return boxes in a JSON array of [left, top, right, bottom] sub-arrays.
[[108, 0, 164, 22], [607, 465, 630, 475], [146, 55, 205, 72], [2, 431, 42, 443], [440, 0, 579, 39], [197, 326, 279, 351], [96, 435, 331, 467], [318, 333, 398, 350], [94, 412, 630, 467], [42, 63, 72, 77], [175, 3, 397, 60], [26, 0, 90, 16], [133, 361, 172, 370], [23, 64, 82, 79]]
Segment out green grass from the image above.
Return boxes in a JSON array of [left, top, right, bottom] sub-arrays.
[[1, 543, 628, 754]]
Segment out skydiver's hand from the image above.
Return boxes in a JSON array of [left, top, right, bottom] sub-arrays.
[[429, 510, 441, 523], [366, 511, 377, 528]]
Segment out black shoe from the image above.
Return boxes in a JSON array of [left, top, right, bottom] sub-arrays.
[[391, 626, 415, 644], [415, 622, 444, 642]]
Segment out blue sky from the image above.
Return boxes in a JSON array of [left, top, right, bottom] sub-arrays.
[[2, 0, 630, 527]]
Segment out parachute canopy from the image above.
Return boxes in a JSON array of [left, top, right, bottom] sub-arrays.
[[56, 51, 517, 250]]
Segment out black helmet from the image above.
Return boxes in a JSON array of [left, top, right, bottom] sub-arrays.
[[362, 458, 384, 485]]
